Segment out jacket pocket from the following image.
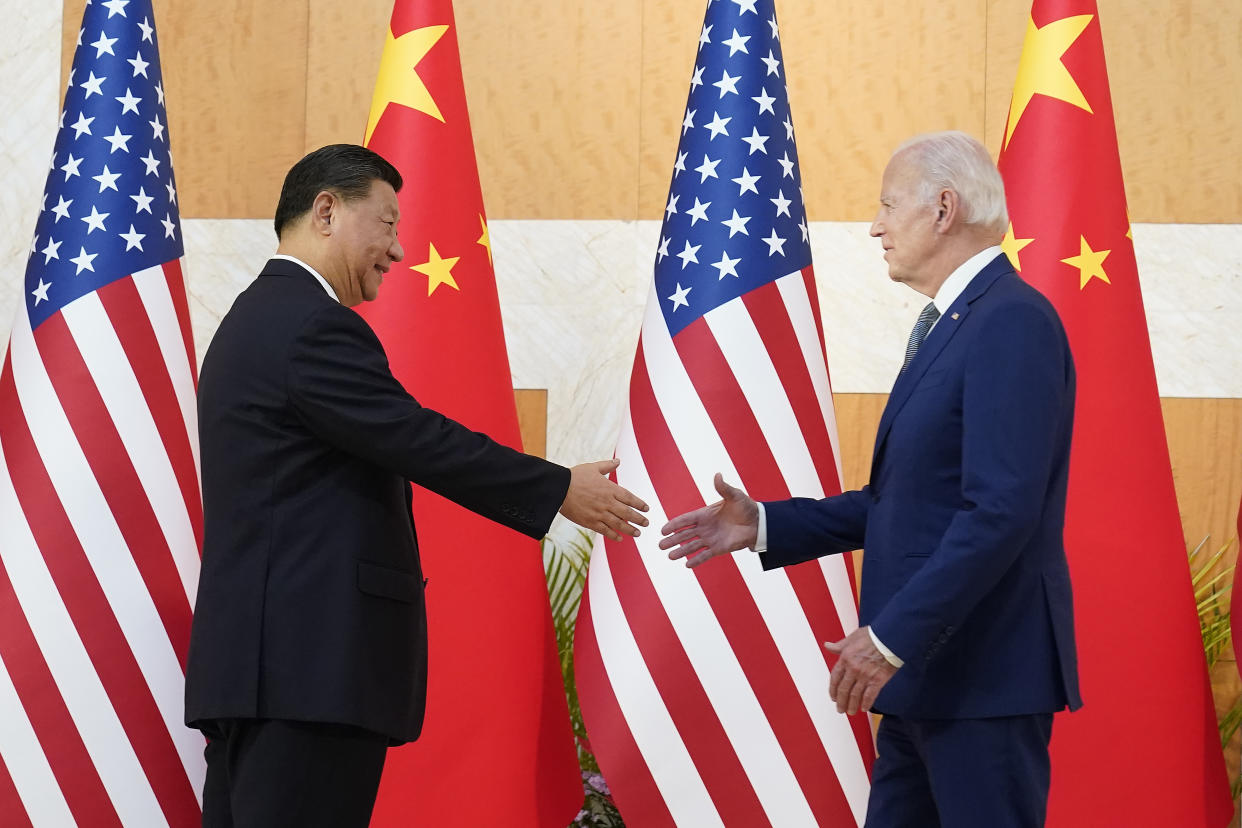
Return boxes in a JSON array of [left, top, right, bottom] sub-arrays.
[[357, 560, 419, 604], [912, 368, 949, 391]]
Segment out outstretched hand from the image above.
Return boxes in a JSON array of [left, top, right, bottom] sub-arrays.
[[559, 459, 650, 542], [658, 473, 759, 568]]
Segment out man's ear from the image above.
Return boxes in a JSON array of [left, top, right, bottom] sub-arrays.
[[310, 190, 337, 236], [935, 188, 961, 234]]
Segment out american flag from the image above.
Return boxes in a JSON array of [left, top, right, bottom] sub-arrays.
[[573, 1, 874, 825], [0, 1, 204, 825]]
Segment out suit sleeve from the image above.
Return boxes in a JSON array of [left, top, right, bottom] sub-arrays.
[[285, 304, 570, 539], [868, 300, 1071, 664], [759, 488, 873, 570]]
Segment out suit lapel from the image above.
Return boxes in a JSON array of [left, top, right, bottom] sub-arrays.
[[869, 255, 1014, 481]]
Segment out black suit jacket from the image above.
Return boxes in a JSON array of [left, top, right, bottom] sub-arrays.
[[185, 258, 570, 743]]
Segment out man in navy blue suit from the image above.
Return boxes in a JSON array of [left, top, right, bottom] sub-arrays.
[[660, 131, 1080, 828]]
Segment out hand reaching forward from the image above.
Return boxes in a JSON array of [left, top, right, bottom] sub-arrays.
[[559, 459, 650, 542], [823, 626, 898, 716], [658, 473, 759, 568]]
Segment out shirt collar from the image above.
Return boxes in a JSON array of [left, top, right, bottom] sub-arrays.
[[270, 254, 339, 303], [930, 245, 1003, 322]]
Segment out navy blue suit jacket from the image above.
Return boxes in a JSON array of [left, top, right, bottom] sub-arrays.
[[763, 255, 1081, 719], [185, 259, 569, 743]]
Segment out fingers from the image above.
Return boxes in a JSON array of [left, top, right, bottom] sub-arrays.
[[594, 458, 621, 474], [609, 503, 649, 529], [607, 477, 649, 515], [660, 506, 712, 538], [822, 638, 845, 655], [658, 525, 702, 551], [686, 550, 717, 568], [828, 654, 844, 702], [843, 674, 868, 716], [713, 472, 744, 500], [860, 681, 882, 714], [619, 490, 650, 515], [666, 538, 709, 561]]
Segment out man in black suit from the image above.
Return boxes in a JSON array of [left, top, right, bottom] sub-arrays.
[[186, 144, 649, 828]]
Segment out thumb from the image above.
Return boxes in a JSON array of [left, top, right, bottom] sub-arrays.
[[596, 458, 621, 474], [714, 472, 735, 499], [822, 638, 845, 654]]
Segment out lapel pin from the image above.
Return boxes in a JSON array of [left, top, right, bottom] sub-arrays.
[[951, 312, 960, 320]]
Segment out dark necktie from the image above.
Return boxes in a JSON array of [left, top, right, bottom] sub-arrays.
[[901, 302, 941, 373]]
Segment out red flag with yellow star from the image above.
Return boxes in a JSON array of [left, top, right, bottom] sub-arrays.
[[997, 1, 1232, 824], [359, 0, 581, 824]]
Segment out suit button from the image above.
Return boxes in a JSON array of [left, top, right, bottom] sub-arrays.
[[871, 492, 881, 503]]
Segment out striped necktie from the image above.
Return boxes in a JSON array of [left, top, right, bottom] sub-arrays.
[[901, 302, 941, 373]]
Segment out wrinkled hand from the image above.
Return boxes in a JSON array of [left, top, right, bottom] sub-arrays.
[[823, 626, 898, 716], [659, 473, 759, 568], [559, 459, 650, 542]]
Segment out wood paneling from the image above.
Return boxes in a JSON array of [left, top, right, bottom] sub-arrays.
[[454, 0, 643, 219], [304, 0, 390, 152], [775, 0, 988, 223], [62, 0, 310, 219], [1165, 397, 1242, 551], [62, 0, 1242, 222], [514, 388, 548, 459], [986, 0, 1242, 223]]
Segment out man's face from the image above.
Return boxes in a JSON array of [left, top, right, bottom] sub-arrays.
[[869, 154, 939, 291], [332, 180, 404, 304]]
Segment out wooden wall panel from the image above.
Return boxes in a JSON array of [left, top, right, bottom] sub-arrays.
[[63, 0, 311, 219], [515, 388, 548, 459], [453, 0, 643, 219], [985, 0, 1242, 223], [637, 0, 989, 223], [1165, 397, 1242, 551], [303, 0, 390, 152], [636, 0, 711, 224], [780, 0, 988, 223], [59, 0, 1240, 222]]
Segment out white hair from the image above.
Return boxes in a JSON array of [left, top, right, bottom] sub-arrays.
[[894, 131, 1009, 234]]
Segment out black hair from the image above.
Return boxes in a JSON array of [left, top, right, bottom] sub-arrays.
[[273, 144, 403, 238]]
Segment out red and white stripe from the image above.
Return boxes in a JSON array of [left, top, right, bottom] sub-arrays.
[[0, 261, 204, 826], [576, 267, 874, 827]]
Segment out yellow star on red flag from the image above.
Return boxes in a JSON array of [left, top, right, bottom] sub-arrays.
[[1002, 222, 1035, 271], [1061, 235, 1111, 289], [1004, 14, 1094, 149], [364, 24, 450, 146], [412, 242, 461, 295], [476, 214, 492, 267]]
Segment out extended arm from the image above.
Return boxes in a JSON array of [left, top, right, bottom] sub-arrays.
[[288, 306, 647, 539]]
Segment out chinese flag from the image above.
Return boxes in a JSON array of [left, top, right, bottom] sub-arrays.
[[360, 0, 581, 824], [997, 1, 1232, 825]]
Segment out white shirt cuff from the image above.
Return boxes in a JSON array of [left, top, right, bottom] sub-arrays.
[[752, 502, 767, 553], [868, 627, 904, 668]]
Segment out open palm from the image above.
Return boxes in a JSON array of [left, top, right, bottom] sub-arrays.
[[659, 473, 759, 567]]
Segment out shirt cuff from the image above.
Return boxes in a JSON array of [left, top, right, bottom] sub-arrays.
[[868, 627, 904, 668], [752, 502, 767, 553]]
